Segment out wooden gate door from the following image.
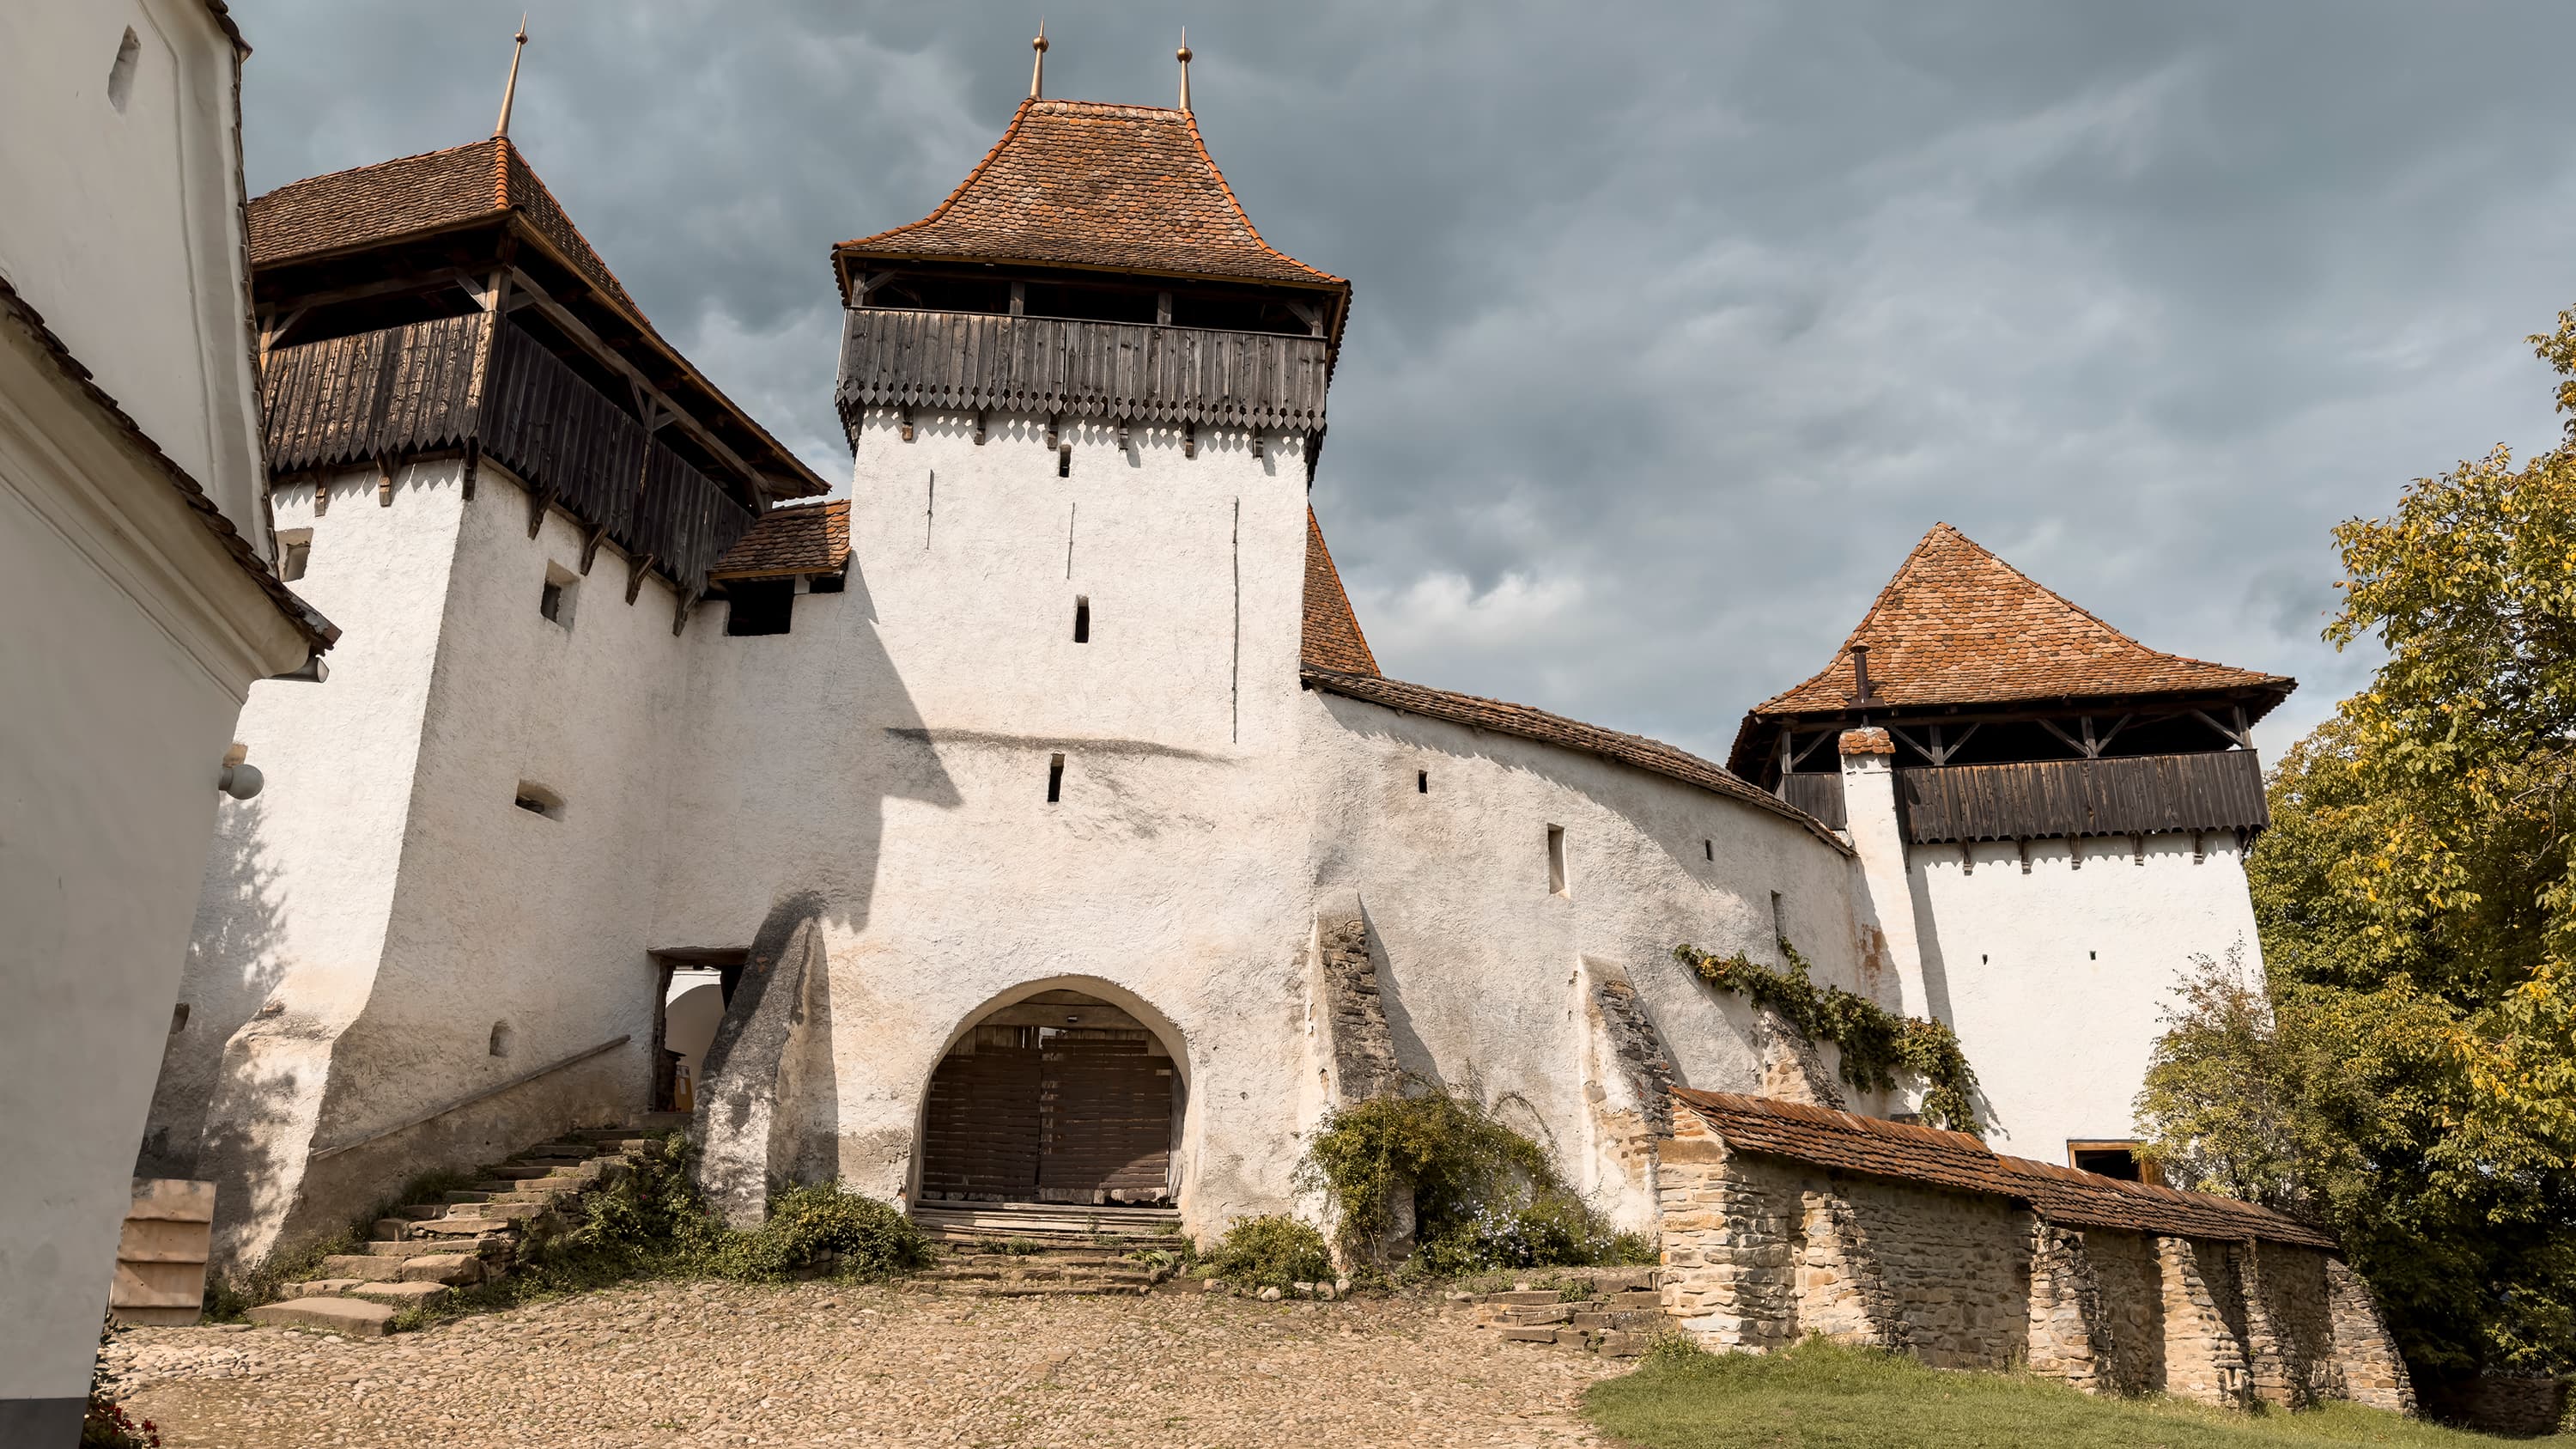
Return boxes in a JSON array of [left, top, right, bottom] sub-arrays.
[[1038, 1036, 1173, 1203], [919, 1034, 1043, 1201]]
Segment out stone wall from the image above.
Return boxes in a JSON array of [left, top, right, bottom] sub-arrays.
[[1656, 1116, 2415, 1414]]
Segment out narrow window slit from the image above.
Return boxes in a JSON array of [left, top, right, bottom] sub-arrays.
[[1046, 753, 1065, 804], [1057, 443, 1072, 478], [1416, 770, 1428, 794], [1072, 596, 1091, 643], [1546, 825, 1568, 897]]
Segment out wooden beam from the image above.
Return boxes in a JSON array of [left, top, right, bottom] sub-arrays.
[[2189, 709, 2254, 750], [502, 265, 769, 502]]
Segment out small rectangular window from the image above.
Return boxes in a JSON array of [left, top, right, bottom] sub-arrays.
[[277, 530, 313, 582], [1417, 770, 1428, 794], [1704, 837, 1713, 861], [1047, 752, 1066, 803], [513, 782, 564, 820], [726, 578, 794, 636], [1073, 595, 1091, 643], [2068, 1142, 2160, 1184], [1771, 890, 1786, 942], [807, 569, 848, 594], [1546, 825, 1568, 897], [538, 563, 578, 629], [1057, 443, 1072, 478]]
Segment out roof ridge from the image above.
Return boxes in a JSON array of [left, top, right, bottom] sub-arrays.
[[1181, 110, 1332, 282], [248, 137, 501, 206], [835, 99, 1036, 253]]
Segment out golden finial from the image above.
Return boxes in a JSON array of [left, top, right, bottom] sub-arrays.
[[1177, 29, 1193, 113], [1029, 21, 1048, 100], [493, 15, 529, 139]]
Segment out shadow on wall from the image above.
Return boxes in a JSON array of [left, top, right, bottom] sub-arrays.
[[138, 795, 289, 1179]]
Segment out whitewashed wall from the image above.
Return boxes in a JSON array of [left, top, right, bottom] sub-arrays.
[[653, 413, 1321, 1233], [1300, 691, 1875, 1227], [1910, 831, 2263, 1162], [0, 0, 269, 556]]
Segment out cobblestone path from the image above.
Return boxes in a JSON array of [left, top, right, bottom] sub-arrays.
[[112, 1281, 1618, 1447]]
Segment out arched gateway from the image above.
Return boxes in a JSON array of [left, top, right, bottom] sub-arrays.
[[917, 989, 1183, 1207]]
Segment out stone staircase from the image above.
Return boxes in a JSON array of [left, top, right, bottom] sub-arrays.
[[1457, 1267, 1666, 1357], [909, 1202, 1184, 1297], [246, 1122, 670, 1336]]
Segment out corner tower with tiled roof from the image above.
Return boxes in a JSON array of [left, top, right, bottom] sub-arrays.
[[1729, 522, 2297, 1180]]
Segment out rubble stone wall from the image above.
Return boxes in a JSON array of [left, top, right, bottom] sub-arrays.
[[1657, 1119, 2414, 1413]]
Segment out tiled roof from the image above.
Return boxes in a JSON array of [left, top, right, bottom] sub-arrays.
[[1301, 508, 1378, 675], [1671, 1089, 2337, 1251], [1303, 668, 1850, 853], [837, 100, 1344, 289], [0, 277, 335, 654], [1752, 524, 2293, 717], [711, 500, 850, 581], [247, 138, 639, 314]]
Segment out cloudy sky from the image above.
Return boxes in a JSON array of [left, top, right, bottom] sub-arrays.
[[230, 2, 2576, 762]]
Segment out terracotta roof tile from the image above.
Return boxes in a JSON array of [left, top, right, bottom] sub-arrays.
[[837, 100, 1342, 289], [1303, 669, 1849, 852], [0, 277, 334, 654], [1672, 1089, 2337, 1251], [246, 138, 640, 314], [710, 500, 849, 581], [1301, 508, 1378, 675], [1753, 524, 2292, 717]]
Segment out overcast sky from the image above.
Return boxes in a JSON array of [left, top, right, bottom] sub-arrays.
[[230, 2, 2576, 762]]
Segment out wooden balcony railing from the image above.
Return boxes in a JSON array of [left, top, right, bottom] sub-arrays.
[[1896, 750, 2268, 844], [260, 314, 755, 599], [835, 308, 1333, 434]]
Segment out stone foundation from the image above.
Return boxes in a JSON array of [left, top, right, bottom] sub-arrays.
[[1656, 1106, 2415, 1412]]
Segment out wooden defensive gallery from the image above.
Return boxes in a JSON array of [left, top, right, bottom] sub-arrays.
[[143, 34, 2410, 1405]]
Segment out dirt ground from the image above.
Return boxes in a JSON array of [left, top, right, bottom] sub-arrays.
[[110, 1281, 1621, 1448]]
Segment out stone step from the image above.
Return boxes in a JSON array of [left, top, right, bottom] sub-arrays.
[[403, 1217, 519, 1241], [487, 1166, 560, 1180], [393, 1204, 447, 1221], [372, 1218, 416, 1240], [1495, 1325, 1562, 1343], [318, 1255, 408, 1282], [1485, 1290, 1569, 1306], [442, 1190, 497, 1204], [284, 1279, 368, 1298], [248, 1298, 395, 1336], [348, 1281, 452, 1307], [1572, 1310, 1661, 1331], [361, 1236, 505, 1257], [398, 1253, 485, 1286]]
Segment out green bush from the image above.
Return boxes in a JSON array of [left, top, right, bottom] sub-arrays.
[[1298, 1081, 1641, 1274], [708, 1184, 928, 1282], [1202, 1214, 1332, 1288]]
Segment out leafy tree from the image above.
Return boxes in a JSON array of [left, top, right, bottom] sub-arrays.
[[2141, 313, 2576, 1382]]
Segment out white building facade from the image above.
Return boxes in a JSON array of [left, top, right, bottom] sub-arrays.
[[1, 2, 332, 1440], [149, 88, 2288, 1278]]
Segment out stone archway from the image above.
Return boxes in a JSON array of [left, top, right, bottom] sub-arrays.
[[917, 989, 1182, 1207]]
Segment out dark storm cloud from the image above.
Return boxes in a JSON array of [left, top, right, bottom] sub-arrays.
[[230, 1, 2576, 758]]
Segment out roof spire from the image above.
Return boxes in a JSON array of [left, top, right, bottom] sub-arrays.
[[493, 15, 529, 139], [1029, 21, 1048, 100], [1177, 29, 1193, 113]]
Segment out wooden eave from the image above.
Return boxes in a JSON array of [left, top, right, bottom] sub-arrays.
[[257, 216, 827, 502], [1725, 681, 2294, 781], [831, 247, 1352, 364]]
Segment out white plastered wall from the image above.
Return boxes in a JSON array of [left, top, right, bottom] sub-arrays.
[[1298, 691, 1879, 1228], [1909, 831, 2263, 1162], [651, 412, 1319, 1233], [0, 0, 270, 555]]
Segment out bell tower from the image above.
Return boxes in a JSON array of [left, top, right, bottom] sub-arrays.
[[830, 38, 1350, 752]]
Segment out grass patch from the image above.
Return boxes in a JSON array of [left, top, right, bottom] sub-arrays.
[[1587, 1337, 2565, 1449], [1202, 1214, 1332, 1289]]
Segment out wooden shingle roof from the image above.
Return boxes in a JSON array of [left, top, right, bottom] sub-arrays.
[[1301, 508, 1378, 676], [1752, 524, 2291, 719], [711, 500, 849, 581], [1672, 1089, 2337, 1250], [836, 99, 1344, 290], [248, 138, 640, 314]]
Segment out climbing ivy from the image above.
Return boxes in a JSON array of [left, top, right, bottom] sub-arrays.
[[1672, 938, 1984, 1136]]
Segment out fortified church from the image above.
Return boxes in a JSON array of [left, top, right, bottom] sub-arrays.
[[140, 36, 2414, 1407]]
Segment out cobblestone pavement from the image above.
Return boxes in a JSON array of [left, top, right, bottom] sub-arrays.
[[112, 1281, 1619, 1447]]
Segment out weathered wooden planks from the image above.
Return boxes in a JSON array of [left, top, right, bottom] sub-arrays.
[[835, 308, 1330, 434], [1779, 773, 1848, 831], [1895, 751, 2268, 844], [258, 315, 753, 598]]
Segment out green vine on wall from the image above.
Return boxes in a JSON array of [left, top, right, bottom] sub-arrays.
[[1672, 938, 1985, 1136]]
